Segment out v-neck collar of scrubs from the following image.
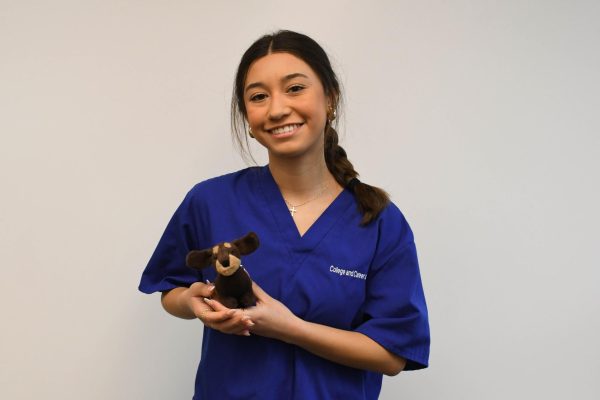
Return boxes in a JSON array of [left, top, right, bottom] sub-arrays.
[[257, 165, 355, 254]]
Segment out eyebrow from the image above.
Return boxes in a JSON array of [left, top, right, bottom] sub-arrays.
[[244, 73, 309, 93]]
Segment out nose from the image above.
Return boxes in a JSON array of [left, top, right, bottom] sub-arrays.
[[268, 93, 291, 120], [220, 257, 230, 268]]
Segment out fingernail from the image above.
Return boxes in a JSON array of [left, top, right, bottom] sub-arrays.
[[208, 286, 215, 292], [243, 331, 251, 336], [247, 321, 255, 327], [203, 298, 211, 303]]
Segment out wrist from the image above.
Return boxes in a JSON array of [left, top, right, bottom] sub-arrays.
[[177, 287, 194, 317], [282, 315, 308, 345], [162, 287, 195, 319]]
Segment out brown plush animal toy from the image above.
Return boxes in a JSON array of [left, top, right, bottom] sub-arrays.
[[186, 232, 259, 309]]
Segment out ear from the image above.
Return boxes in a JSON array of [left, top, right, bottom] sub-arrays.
[[232, 232, 260, 255], [186, 249, 213, 269]]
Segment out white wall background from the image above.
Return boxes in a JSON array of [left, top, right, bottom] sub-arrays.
[[1, 1, 599, 399]]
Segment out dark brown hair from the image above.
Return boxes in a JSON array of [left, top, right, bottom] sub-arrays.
[[231, 30, 389, 225]]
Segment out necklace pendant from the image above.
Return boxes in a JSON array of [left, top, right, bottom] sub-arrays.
[[283, 183, 328, 218]]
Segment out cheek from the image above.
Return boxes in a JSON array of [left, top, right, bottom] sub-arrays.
[[303, 95, 327, 124], [307, 104, 327, 128], [245, 107, 262, 129]]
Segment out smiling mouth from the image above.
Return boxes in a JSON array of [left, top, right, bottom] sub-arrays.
[[269, 123, 302, 135]]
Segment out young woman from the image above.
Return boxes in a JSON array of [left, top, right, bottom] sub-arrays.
[[139, 30, 430, 400]]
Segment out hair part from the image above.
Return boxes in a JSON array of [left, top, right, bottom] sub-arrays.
[[231, 30, 390, 225]]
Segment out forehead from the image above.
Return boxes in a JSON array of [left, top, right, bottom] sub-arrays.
[[245, 52, 318, 84]]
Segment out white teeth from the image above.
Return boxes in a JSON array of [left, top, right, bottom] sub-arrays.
[[271, 124, 299, 135]]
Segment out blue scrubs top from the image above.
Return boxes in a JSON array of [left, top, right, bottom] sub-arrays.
[[139, 166, 430, 400]]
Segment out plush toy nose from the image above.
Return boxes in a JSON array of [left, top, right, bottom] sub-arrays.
[[220, 257, 230, 268]]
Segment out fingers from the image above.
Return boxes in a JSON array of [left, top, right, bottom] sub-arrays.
[[211, 311, 254, 336], [188, 281, 215, 298], [185, 283, 252, 335], [190, 297, 232, 322], [216, 313, 254, 336], [204, 297, 227, 312], [199, 298, 254, 336]]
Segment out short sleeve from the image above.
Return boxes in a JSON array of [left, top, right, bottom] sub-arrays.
[[138, 189, 203, 294], [355, 206, 430, 370]]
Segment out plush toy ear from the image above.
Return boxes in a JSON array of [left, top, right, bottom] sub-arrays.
[[232, 232, 260, 255], [186, 249, 214, 269]]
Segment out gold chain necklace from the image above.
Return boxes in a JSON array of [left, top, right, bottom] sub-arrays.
[[283, 185, 329, 217]]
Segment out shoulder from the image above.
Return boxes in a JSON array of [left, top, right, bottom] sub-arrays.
[[187, 167, 263, 199], [168, 167, 264, 238], [371, 200, 416, 252], [377, 201, 412, 229]]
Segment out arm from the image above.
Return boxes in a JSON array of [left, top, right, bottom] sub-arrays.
[[161, 287, 198, 319], [244, 283, 406, 376], [289, 318, 406, 376], [160, 282, 254, 335]]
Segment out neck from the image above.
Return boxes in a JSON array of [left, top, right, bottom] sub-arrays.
[[268, 154, 332, 198]]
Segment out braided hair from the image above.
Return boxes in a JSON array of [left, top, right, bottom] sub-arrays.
[[232, 30, 389, 225]]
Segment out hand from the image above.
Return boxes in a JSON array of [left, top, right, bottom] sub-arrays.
[[244, 282, 302, 342], [182, 282, 254, 336]]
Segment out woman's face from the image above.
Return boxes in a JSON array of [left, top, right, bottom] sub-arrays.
[[243, 52, 330, 161]]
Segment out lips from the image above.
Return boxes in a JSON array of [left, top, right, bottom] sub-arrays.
[[268, 123, 302, 135]]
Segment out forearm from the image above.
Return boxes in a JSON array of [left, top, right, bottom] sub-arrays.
[[161, 287, 196, 319], [284, 319, 406, 376], [246, 283, 406, 375]]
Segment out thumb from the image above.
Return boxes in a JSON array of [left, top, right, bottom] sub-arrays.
[[189, 281, 215, 298]]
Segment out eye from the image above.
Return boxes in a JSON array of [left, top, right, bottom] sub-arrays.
[[287, 84, 305, 94], [249, 93, 267, 102]]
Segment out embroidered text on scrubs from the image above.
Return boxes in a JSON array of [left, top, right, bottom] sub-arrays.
[[329, 265, 367, 280]]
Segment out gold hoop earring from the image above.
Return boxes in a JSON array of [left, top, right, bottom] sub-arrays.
[[248, 128, 255, 139], [327, 106, 337, 122]]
